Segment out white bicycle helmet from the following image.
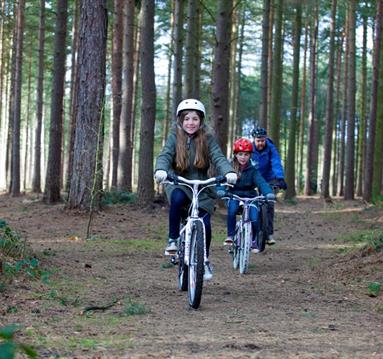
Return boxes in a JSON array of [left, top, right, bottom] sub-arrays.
[[176, 99, 206, 117]]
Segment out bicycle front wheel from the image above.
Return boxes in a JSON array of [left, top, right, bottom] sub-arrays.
[[232, 223, 241, 270], [188, 221, 204, 309], [257, 204, 268, 252], [178, 233, 188, 291], [239, 222, 252, 274]]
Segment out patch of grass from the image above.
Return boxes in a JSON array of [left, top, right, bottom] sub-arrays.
[[284, 198, 298, 205], [0, 325, 37, 358], [337, 229, 383, 255], [101, 191, 136, 205], [83, 237, 163, 253], [367, 282, 382, 297], [123, 297, 150, 316], [307, 257, 321, 270], [160, 261, 174, 269]]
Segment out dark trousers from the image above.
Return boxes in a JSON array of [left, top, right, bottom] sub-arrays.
[[169, 188, 212, 257], [267, 201, 274, 235]]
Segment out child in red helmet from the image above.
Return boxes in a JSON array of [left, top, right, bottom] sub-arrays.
[[224, 138, 274, 252]]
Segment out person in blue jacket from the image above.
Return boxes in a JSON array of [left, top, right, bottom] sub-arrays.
[[251, 127, 287, 245], [224, 138, 274, 253]]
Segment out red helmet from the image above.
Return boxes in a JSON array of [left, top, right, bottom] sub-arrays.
[[233, 138, 253, 153]]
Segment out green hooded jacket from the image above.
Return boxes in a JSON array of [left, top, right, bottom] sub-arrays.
[[155, 130, 233, 214]]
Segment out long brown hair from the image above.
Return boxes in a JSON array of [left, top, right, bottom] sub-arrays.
[[175, 111, 209, 172]]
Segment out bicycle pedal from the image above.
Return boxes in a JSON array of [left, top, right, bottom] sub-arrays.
[[170, 255, 179, 265]]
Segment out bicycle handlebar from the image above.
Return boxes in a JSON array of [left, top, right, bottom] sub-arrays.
[[221, 193, 275, 203], [166, 173, 227, 186]]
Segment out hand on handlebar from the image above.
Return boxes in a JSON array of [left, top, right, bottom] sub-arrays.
[[225, 172, 238, 185], [154, 170, 167, 183], [277, 178, 287, 190]]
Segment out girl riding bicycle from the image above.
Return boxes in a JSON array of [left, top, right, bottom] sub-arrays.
[[154, 99, 237, 280], [224, 138, 274, 253]]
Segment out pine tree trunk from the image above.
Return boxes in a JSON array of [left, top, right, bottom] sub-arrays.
[[212, 0, 233, 155], [259, 0, 271, 129], [364, 0, 383, 201], [269, 0, 283, 148], [172, 0, 185, 118], [10, 0, 25, 196], [321, 0, 337, 200], [118, 0, 135, 192], [304, 0, 319, 195], [67, 0, 107, 210], [137, 0, 156, 205], [110, 0, 123, 190], [32, 0, 45, 193], [43, 0, 68, 203], [285, 3, 301, 200]]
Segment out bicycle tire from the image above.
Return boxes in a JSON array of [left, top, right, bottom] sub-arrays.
[[178, 233, 188, 291], [258, 204, 268, 252], [232, 223, 241, 270], [239, 222, 251, 274], [188, 221, 204, 309]]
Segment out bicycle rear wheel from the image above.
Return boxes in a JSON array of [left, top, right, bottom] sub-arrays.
[[188, 221, 204, 309], [239, 222, 251, 274], [257, 204, 268, 252], [178, 233, 188, 291], [232, 223, 241, 270]]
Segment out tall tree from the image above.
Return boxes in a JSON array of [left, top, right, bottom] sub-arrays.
[[172, 0, 185, 118], [304, 0, 319, 195], [110, 0, 123, 190], [212, 0, 233, 155], [137, 0, 156, 204], [67, 0, 107, 210], [321, 0, 337, 200], [259, 0, 271, 129], [66, 0, 80, 192], [32, 0, 46, 193], [10, 0, 25, 196], [43, 0, 68, 203], [364, 0, 383, 202], [285, 2, 301, 200], [269, 0, 283, 148], [344, 0, 356, 200]]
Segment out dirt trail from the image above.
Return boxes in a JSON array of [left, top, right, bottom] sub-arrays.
[[0, 194, 382, 358]]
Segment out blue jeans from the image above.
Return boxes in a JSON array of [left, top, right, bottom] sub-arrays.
[[169, 188, 212, 257], [227, 199, 258, 242]]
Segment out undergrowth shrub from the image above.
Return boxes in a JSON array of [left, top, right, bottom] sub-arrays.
[[0, 219, 46, 290], [339, 229, 383, 255], [101, 191, 136, 205], [0, 325, 36, 359]]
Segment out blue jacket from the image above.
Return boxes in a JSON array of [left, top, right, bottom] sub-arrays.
[[251, 138, 285, 182], [229, 163, 272, 197]]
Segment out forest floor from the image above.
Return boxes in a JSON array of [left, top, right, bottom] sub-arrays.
[[0, 192, 383, 358]]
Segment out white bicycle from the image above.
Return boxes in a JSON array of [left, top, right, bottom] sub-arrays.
[[163, 174, 226, 309]]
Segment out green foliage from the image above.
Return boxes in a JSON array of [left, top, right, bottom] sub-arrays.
[[123, 298, 150, 316], [0, 220, 48, 288], [367, 282, 382, 298], [101, 191, 136, 205], [338, 229, 383, 254], [0, 325, 37, 359]]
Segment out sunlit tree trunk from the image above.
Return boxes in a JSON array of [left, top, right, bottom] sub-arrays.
[[44, 0, 68, 203], [137, 0, 156, 204]]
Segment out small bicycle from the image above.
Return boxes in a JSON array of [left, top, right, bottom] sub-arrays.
[[222, 193, 274, 274], [163, 174, 226, 309]]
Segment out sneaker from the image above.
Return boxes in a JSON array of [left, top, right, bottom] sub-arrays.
[[224, 236, 233, 246], [203, 261, 213, 281], [164, 238, 178, 255], [251, 248, 260, 254], [266, 235, 276, 245]]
